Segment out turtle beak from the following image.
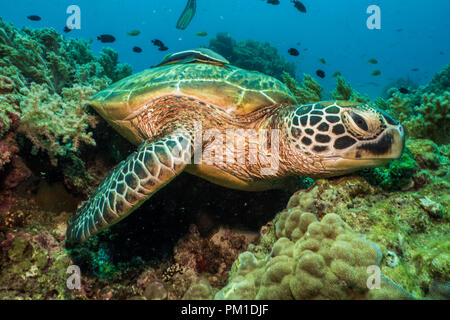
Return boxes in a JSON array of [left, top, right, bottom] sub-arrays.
[[319, 124, 405, 177]]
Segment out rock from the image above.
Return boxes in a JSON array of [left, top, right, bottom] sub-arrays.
[[144, 281, 168, 300]]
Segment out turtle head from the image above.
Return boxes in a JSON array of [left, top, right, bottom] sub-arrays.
[[287, 101, 405, 177]]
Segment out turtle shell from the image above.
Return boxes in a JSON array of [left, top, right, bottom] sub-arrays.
[[156, 48, 230, 67], [92, 64, 295, 119], [90, 59, 296, 144]]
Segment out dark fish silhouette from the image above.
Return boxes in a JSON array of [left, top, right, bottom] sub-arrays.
[[176, 0, 197, 30], [316, 70, 325, 78], [152, 39, 166, 48], [133, 46, 143, 53], [27, 15, 41, 21], [368, 59, 378, 64], [288, 48, 299, 56], [64, 26, 72, 33], [292, 1, 306, 13], [267, 0, 280, 4], [159, 46, 169, 51], [398, 88, 410, 94], [318, 58, 326, 64], [97, 35, 116, 43], [411, 68, 419, 72]]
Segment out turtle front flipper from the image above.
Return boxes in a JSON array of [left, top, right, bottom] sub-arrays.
[[66, 131, 193, 243]]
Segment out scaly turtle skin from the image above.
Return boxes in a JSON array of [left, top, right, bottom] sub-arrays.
[[66, 50, 405, 243]]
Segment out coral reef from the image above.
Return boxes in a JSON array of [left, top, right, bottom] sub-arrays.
[[0, 19, 448, 301], [374, 63, 450, 145], [331, 77, 370, 103], [209, 32, 295, 80], [376, 91, 449, 145], [0, 18, 132, 196], [213, 138, 449, 300], [215, 211, 412, 300], [17, 83, 98, 165], [282, 72, 322, 104]]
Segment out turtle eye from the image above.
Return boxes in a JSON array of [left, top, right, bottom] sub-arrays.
[[343, 109, 382, 139], [351, 112, 368, 131]]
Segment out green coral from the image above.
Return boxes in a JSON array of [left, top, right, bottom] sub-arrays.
[[332, 77, 370, 103], [381, 92, 450, 144], [209, 32, 295, 80], [16, 83, 98, 165], [359, 149, 417, 191], [0, 17, 132, 165], [283, 72, 322, 104], [0, 18, 131, 93], [375, 64, 450, 145], [423, 62, 450, 96]]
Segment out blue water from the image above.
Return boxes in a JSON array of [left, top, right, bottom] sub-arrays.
[[1, 0, 449, 98]]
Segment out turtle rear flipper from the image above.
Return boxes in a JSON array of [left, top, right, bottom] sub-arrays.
[[66, 130, 193, 243]]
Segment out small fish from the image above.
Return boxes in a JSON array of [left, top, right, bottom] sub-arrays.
[[368, 59, 378, 64], [195, 31, 208, 37], [318, 58, 326, 64], [371, 70, 381, 76], [288, 48, 299, 56], [296, 42, 301, 46], [316, 70, 325, 78], [440, 51, 444, 55], [63, 26, 72, 33], [331, 72, 342, 78], [398, 87, 410, 94], [396, 28, 403, 32], [411, 68, 419, 72], [152, 39, 165, 47], [267, 0, 280, 4], [127, 30, 141, 36], [27, 15, 41, 21], [159, 46, 169, 51], [133, 46, 143, 53], [97, 35, 116, 43], [291, 0, 306, 13], [176, 0, 197, 30]]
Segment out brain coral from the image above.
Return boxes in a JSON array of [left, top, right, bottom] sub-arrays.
[[215, 209, 413, 300]]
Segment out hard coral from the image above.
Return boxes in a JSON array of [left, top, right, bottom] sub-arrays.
[[216, 210, 411, 300]]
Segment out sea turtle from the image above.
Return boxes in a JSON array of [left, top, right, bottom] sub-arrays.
[[66, 49, 405, 243]]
